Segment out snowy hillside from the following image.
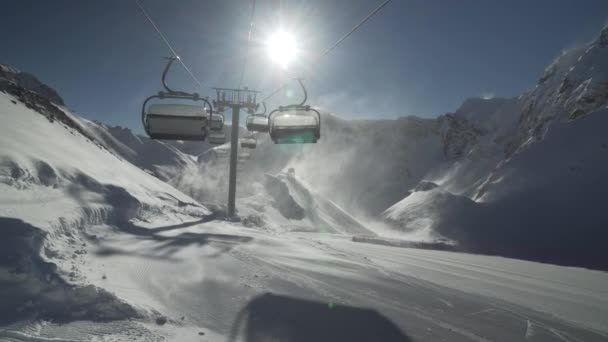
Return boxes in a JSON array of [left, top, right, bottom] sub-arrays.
[[0, 64, 64, 106], [379, 26, 608, 269], [383, 106, 608, 270], [517, 25, 608, 150], [0, 89, 209, 323]]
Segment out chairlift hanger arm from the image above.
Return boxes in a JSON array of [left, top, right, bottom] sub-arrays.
[[297, 78, 307, 106], [160, 57, 210, 107], [161, 57, 179, 94], [256, 102, 267, 116], [161, 56, 196, 96], [276, 79, 308, 107], [270, 78, 309, 111]]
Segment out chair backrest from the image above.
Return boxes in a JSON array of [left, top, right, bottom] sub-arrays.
[[208, 131, 227, 145], [145, 104, 208, 141], [246, 115, 269, 132], [147, 103, 207, 117]]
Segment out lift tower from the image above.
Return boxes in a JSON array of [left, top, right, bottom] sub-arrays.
[[213, 87, 260, 219]]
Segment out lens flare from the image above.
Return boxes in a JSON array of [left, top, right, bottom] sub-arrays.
[[266, 31, 297, 69]]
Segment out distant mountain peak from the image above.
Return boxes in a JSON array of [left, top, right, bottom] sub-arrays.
[[0, 63, 64, 106]]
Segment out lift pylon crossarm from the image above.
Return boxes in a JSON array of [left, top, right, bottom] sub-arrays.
[[213, 87, 260, 112]]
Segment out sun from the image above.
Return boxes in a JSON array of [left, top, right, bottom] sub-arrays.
[[266, 31, 297, 69]]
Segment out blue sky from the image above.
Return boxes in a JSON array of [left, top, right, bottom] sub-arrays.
[[1, 0, 607, 132]]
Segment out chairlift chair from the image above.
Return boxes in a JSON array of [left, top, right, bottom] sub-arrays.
[[210, 113, 224, 131], [268, 79, 321, 144], [239, 151, 252, 160], [141, 57, 213, 141], [208, 130, 227, 145], [246, 115, 270, 133], [240, 137, 257, 149], [237, 157, 246, 171], [145, 103, 209, 140], [269, 106, 321, 144], [246, 102, 269, 133]]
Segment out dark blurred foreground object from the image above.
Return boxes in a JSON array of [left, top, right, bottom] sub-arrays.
[[228, 293, 411, 342]]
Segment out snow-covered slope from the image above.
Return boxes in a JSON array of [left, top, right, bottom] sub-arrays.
[[379, 25, 608, 269], [517, 25, 608, 150], [383, 104, 608, 268], [237, 173, 374, 236], [383, 107, 608, 270], [75, 120, 205, 197], [467, 107, 608, 270], [0, 90, 208, 323]]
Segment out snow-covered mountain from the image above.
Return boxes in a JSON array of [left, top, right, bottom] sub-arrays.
[[2, 25, 608, 342], [380, 25, 608, 269], [0, 64, 64, 106], [0, 89, 210, 323], [57, 23, 608, 271]]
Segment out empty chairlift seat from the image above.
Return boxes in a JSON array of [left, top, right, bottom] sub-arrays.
[[240, 137, 257, 149], [269, 107, 321, 144], [237, 157, 246, 171], [246, 115, 269, 133], [210, 113, 224, 131], [208, 130, 227, 145], [239, 151, 252, 160], [145, 104, 209, 141]]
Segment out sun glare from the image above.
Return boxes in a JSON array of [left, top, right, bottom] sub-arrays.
[[266, 31, 297, 69]]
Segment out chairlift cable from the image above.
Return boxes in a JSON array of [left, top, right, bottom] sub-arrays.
[[261, 0, 392, 103], [238, 0, 257, 89], [318, 0, 392, 60], [134, 0, 206, 91]]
